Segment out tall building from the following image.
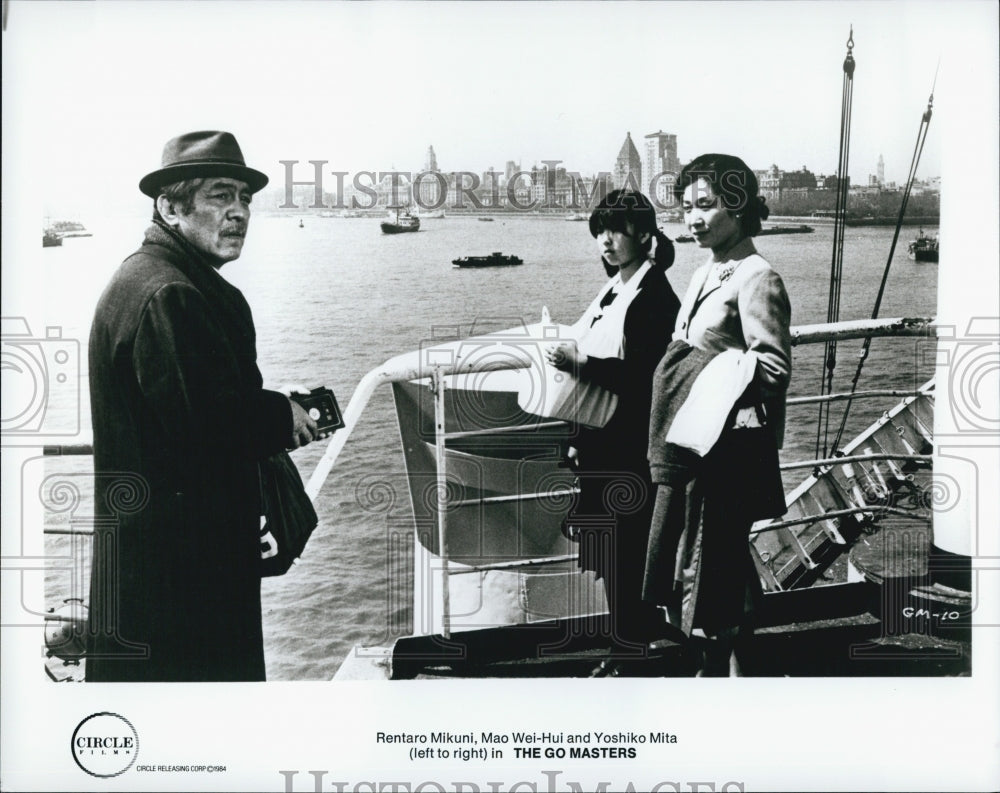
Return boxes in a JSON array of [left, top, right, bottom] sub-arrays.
[[417, 144, 443, 207], [613, 132, 642, 191], [644, 130, 680, 205], [877, 154, 885, 186]]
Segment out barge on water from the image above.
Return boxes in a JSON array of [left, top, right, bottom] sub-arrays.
[[452, 252, 523, 268], [676, 225, 813, 243]]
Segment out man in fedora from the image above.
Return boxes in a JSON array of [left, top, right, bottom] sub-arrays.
[[86, 131, 318, 681]]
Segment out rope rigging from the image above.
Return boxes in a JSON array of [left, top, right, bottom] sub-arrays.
[[830, 63, 938, 454], [815, 27, 855, 462]]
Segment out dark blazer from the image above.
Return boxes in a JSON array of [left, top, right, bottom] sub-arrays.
[[578, 265, 681, 470], [571, 265, 680, 580], [86, 221, 292, 681]]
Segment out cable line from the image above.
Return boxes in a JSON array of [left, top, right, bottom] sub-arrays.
[[831, 64, 938, 453], [815, 27, 856, 463]]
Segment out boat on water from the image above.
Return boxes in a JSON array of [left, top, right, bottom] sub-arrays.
[[42, 229, 63, 247], [759, 224, 814, 236], [381, 206, 421, 234], [675, 225, 813, 243], [477, 216, 494, 222], [48, 220, 92, 238], [564, 212, 587, 221], [908, 229, 939, 262], [452, 252, 523, 268]]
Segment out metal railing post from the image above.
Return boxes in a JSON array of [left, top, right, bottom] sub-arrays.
[[431, 367, 452, 640]]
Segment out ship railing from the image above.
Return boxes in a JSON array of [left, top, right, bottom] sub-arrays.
[[309, 314, 935, 637], [43, 316, 937, 638], [305, 315, 938, 498]]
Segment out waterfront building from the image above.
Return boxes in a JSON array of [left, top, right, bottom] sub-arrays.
[[757, 164, 782, 201], [781, 166, 817, 190], [756, 164, 816, 201], [570, 172, 612, 209], [815, 173, 841, 190], [643, 131, 680, 206], [613, 132, 642, 191], [477, 167, 503, 208], [375, 170, 413, 207], [417, 144, 444, 208]]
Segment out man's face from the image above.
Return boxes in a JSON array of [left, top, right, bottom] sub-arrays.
[[170, 178, 252, 265]]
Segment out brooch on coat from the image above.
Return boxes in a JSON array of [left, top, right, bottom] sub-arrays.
[[715, 262, 737, 283]]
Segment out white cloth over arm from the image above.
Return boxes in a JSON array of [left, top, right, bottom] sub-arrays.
[[665, 349, 757, 455]]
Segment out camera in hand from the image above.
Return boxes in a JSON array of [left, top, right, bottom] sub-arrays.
[[289, 387, 345, 436]]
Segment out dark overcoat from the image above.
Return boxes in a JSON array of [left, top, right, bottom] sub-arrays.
[[86, 221, 292, 681]]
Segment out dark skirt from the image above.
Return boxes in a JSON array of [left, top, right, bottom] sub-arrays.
[[566, 431, 662, 645], [642, 427, 785, 635]]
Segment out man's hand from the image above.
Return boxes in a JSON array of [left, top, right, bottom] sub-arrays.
[[288, 398, 319, 448]]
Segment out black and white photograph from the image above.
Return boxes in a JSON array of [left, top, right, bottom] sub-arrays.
[[1, 1, 998, 791]]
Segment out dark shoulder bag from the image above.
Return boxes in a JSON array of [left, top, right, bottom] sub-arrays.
[[259, 451, 319, 576]]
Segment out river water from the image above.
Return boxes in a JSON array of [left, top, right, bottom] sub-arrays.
[[39, 213, 937, 680]]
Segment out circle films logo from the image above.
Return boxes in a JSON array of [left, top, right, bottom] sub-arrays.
[[71, 712, 139, 778]]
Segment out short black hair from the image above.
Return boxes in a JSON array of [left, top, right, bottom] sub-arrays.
[[673, 153, 769, 238], [589, 189, 674, 272]]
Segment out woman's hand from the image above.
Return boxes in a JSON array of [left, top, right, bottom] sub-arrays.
[[545, 341, 586, 372]]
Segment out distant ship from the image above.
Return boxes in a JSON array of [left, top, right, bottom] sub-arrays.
[[564, 212, 587, 221], [381, 206, 421, 234], [908, 229, 939, 262], [477, 217, 495, 222], [675, 224, 814, 243], [759, 224, 814, 236], [48, 220, 92, 238], [452, 252, 523, 268]]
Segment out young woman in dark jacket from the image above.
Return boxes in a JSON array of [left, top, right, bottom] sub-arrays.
[[546, 189, 679, 675]]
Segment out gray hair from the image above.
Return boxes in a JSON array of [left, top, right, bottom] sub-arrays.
[[152, 178, 204, 220]]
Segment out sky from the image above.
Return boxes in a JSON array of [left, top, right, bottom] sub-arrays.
[[3, 0, 988, 223]]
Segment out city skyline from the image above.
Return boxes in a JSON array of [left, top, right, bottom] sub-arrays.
[[6, 1, 967, 222], [266, 135, 937, 214]]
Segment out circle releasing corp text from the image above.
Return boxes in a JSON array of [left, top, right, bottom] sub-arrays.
[[71, 712, 139, 778]]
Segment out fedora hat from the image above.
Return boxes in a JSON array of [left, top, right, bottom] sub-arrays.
[[139, 130, 269, 197]]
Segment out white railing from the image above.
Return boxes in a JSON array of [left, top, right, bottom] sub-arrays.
[[45, 316, 938, 638]]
